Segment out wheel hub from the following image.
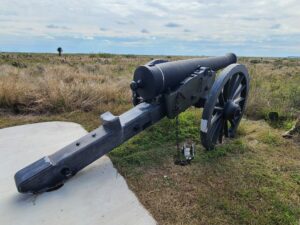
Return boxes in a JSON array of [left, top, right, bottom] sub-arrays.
[[224, 101, 241, 120]]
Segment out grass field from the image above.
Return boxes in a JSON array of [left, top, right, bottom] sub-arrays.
[[0, 53, 299, 225]]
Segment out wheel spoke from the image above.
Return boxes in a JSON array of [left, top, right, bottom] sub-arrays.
[[227, 74, 238, 97], [228, 119, 237, 138], [218, 92, 225, 106], [224, 120, 229, 137], [211, 119, 223, 144], [233, 96, 245, 104], [232, 84, 246, 99], [214, 106, 224, 111], [210, 117, 222, 133], [211, 112, 222, 125], [230, 74, 243, 98], [223, 82, 230, 101], [229, 119, 236, 128]]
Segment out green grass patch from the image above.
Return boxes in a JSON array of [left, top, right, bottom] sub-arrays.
[[259, 130, 283, 146], [109, 110, 200, 174], [200, 139, 248, 162]]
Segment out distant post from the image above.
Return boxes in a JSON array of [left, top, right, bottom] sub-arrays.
[[57, 47, 63, 56]]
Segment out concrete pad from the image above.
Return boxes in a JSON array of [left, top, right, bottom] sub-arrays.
[[0, 122, 156, 225]]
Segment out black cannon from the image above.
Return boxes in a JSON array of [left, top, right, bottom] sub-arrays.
[[15, 53, 250, 193]]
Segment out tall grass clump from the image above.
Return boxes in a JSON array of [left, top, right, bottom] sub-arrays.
[[0, 54, 151, 115], [240, 58, 300, 122]]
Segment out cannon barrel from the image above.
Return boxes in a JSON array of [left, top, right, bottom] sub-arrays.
[[132, 53, 237, 100]]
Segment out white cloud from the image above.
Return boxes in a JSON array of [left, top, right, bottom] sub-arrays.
[[0, 0, 299, 55]]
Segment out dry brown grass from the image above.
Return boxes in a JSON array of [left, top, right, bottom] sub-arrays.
[[0, 54, 151, 115], [239, 57, 300, 120], [0, 54, 299, 123]]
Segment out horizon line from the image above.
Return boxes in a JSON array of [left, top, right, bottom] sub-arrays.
[[1, 51, 299, 59]]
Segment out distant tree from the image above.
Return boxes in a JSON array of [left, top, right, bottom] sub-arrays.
[[57, 47, 63, 56]]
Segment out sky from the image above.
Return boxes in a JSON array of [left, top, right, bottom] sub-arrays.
[[0, 0, 299, 57]]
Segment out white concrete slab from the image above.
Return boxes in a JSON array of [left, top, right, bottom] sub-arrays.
[[0, 122, 156, 225]]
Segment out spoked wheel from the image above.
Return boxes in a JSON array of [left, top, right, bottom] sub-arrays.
[[200, 64, 250, 150]]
